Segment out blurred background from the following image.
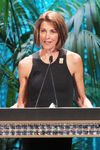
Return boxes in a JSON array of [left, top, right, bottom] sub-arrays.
[[0, 0, 100, 149]]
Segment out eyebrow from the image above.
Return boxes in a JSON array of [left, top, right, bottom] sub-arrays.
[[40, 27, 57, 30]]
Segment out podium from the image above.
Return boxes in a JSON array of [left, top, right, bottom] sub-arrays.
[[0, 107, 100, 137]]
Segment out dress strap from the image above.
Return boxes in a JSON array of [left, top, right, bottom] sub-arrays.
[[33, 51, 40, 59], [60, 48, 67, 56]]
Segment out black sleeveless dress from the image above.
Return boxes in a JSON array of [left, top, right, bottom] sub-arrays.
[[27, 48, 73, 107], [23, 49, 73, 150]]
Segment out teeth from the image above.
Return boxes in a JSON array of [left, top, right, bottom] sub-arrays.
[[44, 41, 51, 44], [45, 41, 51, 43]]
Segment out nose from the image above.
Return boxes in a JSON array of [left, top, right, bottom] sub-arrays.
[[45, 31, 50, 39]]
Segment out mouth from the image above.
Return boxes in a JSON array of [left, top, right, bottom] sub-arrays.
[[44, 41, 52, 44]]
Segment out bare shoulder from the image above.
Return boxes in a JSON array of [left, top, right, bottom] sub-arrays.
[[67, 50, 82, 64], [66, 50, 83, 75], [18, 55, 33, 78], [19, 55, 33, 66]]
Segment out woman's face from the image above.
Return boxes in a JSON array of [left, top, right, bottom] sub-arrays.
[[39, 21, 58, 51]]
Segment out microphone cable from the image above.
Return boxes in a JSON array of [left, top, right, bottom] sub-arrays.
[[49, 56, 58, 107], [35, 55, 58, 107], [35, 62, 50, 108]]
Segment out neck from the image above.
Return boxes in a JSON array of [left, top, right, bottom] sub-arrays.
[[40, 48, 59, 64], [41, 48, 58, 56]]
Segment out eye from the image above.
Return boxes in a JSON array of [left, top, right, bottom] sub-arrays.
[[51, 29, 57, 33], [40, 29, 46, 32]]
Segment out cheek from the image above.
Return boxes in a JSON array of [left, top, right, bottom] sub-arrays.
[[39, 34, 44, 43], [40, 33, 43, 39], [54, 35, 58, 43]]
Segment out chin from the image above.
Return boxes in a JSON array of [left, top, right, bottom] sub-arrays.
[[42, 45, 56, 51]]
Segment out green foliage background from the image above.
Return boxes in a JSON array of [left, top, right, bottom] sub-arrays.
[[0, 0, 100, 149], [0, 0, 100, 107]]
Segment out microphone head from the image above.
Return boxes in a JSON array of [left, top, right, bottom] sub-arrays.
[[49, 56, 53, 63]]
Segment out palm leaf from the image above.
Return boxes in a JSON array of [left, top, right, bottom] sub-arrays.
[[84, 2, 93, 31], [0, 138, 19, 149], [65, 32, 77, 52], [71, 0, 82, 8], [66, 16, 74, 32], [76, 30, 85, 66], [93, 37, 100, 69], [65, 1, 81, 10], [90, 0, 100, 36], [0, 0, 39, 73], [0, 0, 10, 23], [72, 139, 86, 150], [0, 62, 19, 106], [57, 7, 71, 19], [85, 74, 100, 106], [0, 62, 19, 89], [63, 3, 73, 17], [6, 85, 17, 107], [4, 0, 9, 23], [59, 0, 100, 88], [85, 31, 98, 83], [48, 0, 62, 11], [96, 0, 100, 8], [74, 7, 84, 38], [0, 0, 4, 14]]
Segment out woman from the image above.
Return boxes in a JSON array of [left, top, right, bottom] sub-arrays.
[[17, 11, 93, 150]]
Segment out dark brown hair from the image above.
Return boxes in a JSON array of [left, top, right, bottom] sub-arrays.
[[34, 11, 68, 49]]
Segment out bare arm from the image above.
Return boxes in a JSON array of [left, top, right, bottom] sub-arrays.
[[73, 55, 93, 107], [17, 56, 33, 108], [67, 51, 93, 108]]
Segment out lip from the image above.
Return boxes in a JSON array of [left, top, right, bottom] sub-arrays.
[[44, 41, 52, 42], [44, 41, 52, 44]]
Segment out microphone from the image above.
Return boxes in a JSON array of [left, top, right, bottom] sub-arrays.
[[35, 56, 52, 108], [49, 56, 58, 107], [35, 55, 58, 107], [49, 56, 53, 64]]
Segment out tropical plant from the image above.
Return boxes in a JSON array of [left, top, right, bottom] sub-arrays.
[[0, 0, 100, 149], [0, 0, 40, 149], [49, 0, 100, 149], [0, 0, 40, 107], [0, 138, 22, 150], [0, 0, 100, 106], [49, 0, 100, 106]]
